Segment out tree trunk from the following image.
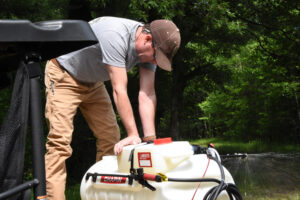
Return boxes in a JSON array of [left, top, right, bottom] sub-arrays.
[[170, 62, 185, 140], [68, 0, 92, 21]]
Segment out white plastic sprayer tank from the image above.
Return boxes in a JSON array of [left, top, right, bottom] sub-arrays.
[[80, 139, 235, 200], [117, 138, 194, 174]]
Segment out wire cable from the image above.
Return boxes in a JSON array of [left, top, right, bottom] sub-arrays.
[[191, 156, 211, 200]]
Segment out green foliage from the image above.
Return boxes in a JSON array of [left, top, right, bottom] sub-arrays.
[[199, 38, 299, 143], [0, 0, 68, 20], [128, 0, 185, 21]]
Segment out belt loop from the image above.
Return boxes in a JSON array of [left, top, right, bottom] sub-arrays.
[[50, 58, 60, 67]]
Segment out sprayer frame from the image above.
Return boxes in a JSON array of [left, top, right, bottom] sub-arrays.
[[0, 55, 46, 200], [0, 19, 98, 200]]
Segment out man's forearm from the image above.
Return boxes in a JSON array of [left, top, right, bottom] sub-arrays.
[[139, 91, 156, 137], [113, 89, 139, 137]]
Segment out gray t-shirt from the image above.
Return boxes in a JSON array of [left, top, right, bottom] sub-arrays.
[[57, 16, 156, 83]]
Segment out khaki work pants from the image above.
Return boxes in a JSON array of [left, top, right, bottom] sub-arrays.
[[44, 60, 120, 200]]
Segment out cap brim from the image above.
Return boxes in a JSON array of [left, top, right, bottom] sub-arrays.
[[156, 48, 172, 71]]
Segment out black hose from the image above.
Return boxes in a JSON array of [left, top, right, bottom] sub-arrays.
[[203, 182, 242, 200], [203, 156, 242, 200], [226, 183, 243, 200], [210, 157, 226, 200], [168, 178, 220, 184]]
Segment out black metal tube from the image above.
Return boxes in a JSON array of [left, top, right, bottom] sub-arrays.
[[29, 74, 47, 200], [0, 179, 39, 200], [167, 178, 221, 183]]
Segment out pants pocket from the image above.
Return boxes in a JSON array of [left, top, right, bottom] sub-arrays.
[[44, 61, 65, 89]]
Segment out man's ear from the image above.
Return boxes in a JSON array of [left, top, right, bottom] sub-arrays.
[[144, 34, 152, 44]]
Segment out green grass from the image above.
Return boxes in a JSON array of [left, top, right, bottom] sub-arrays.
[[242, 189, 300, 200], [66, 184, 80, 200], [190, 137, 300, 154]]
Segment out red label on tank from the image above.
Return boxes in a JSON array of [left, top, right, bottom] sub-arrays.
[[100, 176, 126, 184], [138, 152, 152, 167]]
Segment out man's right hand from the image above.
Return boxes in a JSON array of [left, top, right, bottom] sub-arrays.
[[114, 135, 141, 155]]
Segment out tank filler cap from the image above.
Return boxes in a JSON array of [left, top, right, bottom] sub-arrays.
[[208, 143, 215, 148], [154, 137, 172, 145]]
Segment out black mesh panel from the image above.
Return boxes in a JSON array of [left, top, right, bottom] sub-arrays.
[[0, 62, 29, 200]]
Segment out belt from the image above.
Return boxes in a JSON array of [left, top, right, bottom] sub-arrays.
[[50, 58, 60, 68], [49, 58, 97, 87]]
